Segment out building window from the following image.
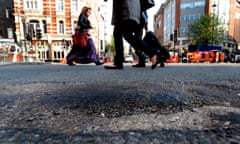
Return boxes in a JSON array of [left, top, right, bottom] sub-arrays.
[[42, 20, 47, 33], [57, 0, 64, 11], [197, 14, 201, 19], [29, 20, 40, 38], [180, 16, 184, 21], [26, 0, 38, 9], [7, 28, 13, 38], [27, 23, 35, 39], [59, 21, 64, 34], [185, 15, 189, 21], [181, 1, 205, 9], [72, 0, 78, 11], [194, 1, 205, 8], [181, 14, 202, 22], [189, 14, 195, 20]]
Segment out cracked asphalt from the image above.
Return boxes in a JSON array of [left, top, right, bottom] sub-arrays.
[[0, 63, 240, 143]]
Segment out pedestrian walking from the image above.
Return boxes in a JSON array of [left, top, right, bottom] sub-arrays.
[[132, 10, 149, 68], [104, 0, 159, 69], [67, 6, 104, 66]]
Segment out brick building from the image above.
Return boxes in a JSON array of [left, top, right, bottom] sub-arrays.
[[13, 0, 105, 62]]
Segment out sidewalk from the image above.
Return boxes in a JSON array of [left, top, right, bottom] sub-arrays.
[[0, 61, 46, 66], [0, 61, 13, 66]]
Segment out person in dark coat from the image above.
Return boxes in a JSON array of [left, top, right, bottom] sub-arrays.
[[104, 0, 158, 69], [67, 6, 103, 66], [132, 10, 148, 67]]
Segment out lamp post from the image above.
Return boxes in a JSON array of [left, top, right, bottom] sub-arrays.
[[211, 1, 216, 46]]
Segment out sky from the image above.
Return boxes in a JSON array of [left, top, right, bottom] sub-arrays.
[[147, 0, 165, 31], [100, 0, 165, 41], [101, 0, 165, 31]]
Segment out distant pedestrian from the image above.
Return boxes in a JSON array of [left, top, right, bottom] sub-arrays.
[[215, 52, 219, 63], [104, 0, 159, 69], [67, 6, 104, 66]]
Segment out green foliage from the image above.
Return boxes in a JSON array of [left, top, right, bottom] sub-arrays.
[[106, 35, 115, 53], [188, 14, 224, 46]]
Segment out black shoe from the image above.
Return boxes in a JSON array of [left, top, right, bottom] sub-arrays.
[[151, 62, 159, 69], [104, 65, 123, 70], [157, 56, 166, 67], [132, 63, 145, 67], [67, 62, 76, 66], [159, 62, 165, 67], [95, 61, 104, 65]]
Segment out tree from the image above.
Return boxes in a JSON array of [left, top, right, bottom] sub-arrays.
[[107, 35, 115, 53], [188, 14, 224, 46], [105, 35, 115, 59]]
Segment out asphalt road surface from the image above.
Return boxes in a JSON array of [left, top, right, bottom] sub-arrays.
[[0, 63, 240, 143]]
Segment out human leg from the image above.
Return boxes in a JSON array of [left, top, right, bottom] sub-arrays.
[[66, 45, 78, 65], [104, 25, 124, 69], [133, 27, 147, 67], [133, 50, 146, 67], [122, 20, 158, 69], [87, 38, 104, 65]]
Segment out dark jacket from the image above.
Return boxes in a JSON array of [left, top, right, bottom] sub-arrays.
[[77, 14, 92, 32], [140, 11, 148, 28], [111, 0, 141, 25]]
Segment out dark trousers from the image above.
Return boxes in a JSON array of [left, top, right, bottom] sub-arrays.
[[135, 27, 147, 64], [113, 20, 155, 66]]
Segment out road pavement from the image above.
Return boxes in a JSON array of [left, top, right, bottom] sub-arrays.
[[0, 62, 240, 143]]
